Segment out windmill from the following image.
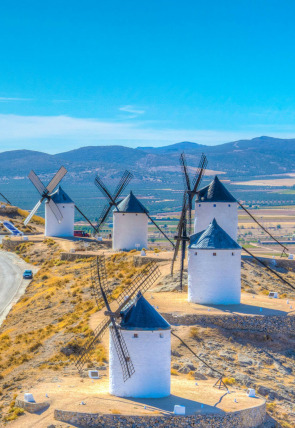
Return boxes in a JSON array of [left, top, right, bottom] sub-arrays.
[[24, 166, 68, 226], [171, 153, 208, 290], [24, 166, 99, 236], [74, 256, 229, 393], [95, 171, 175, 249], [194, 174, 289, 257], [94, 170, 134, 232], [193, 175, 295, 296], [75, 255, 161, 380]]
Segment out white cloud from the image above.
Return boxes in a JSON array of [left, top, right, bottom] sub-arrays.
[[119, 105, 145, 116], [0, 97, 32, 102], [0, 113, 294, 153]]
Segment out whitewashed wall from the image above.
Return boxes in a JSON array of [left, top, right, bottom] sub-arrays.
[[194, 202, 238, 240], [45, 202, 75, 237], [188, 249, 241, 304], [113, 212, 148, 251], [109, 329, 171, 398]]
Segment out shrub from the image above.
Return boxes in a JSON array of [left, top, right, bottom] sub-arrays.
[[189, 327, 199, 338], [223, 377, 236, 385]]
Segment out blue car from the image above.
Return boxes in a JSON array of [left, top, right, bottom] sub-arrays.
[[23, 270, 33, 279]]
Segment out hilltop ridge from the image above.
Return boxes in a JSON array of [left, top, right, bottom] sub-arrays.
[[0, 136, 294, 178]]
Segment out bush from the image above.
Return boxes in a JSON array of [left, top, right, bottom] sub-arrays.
[[223, 377, 236, 385], [189, 327, 199, 338]]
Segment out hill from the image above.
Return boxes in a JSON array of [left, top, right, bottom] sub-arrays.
[[0, 136, 294, 180], [0, 235, 294, 426]]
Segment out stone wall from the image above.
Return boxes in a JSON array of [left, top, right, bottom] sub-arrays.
[[15, 398, 50, 413], [2, 239, 23, 251], [60, 252, 97, 261], [242, 254, 295, 272], [162, 313, 295, 335], [133, 255, 169, 266], [55, 401, 266, 427]]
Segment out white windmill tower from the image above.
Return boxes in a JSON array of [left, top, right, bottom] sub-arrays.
[[24, 167, 76, 238], [94, 172, 175, 251], [194, 176, 238, 241], [45, 186, 75, 237], [113, 191, 149, 251], [188, 218, 241, 305], [109, 291, 171, 398], [74, 257, 170, 398]]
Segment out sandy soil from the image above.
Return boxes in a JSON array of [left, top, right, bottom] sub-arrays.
[[145, 291, 294, 317], [8, 375, 264, 428]]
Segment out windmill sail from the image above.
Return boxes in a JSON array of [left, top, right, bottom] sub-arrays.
[[94, 170, 133, 231], [74, 257, 160, 374], [171, 153, 207, 289], [24, 166, 68, 226]]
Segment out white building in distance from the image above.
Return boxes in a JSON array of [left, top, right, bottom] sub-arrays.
[[45, 186, 75, 238], [194, 176, 238, 241], [113, 191, 148, 251], [109, 292, 171, 398], [188, 218, 241, 305]]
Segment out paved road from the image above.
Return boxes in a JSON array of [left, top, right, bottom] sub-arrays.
[[0, 248, 37, 326]]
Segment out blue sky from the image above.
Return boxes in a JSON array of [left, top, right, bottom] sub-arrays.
[[1, 0, 295, 153]]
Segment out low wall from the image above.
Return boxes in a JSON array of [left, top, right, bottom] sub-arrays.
[[15, 398, 50, 413], [55, 401, 265, 428], [242, 254, 295, 272], [60, 252, 97, 261], [163, 313, 295, 335], [133, 255, 170, 266], [2, 239, 24, 251]]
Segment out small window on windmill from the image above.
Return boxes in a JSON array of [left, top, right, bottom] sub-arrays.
[[122, 213, 125, 216], [232, 252, 234, 256], [213, 252, 217, 256], [228, 204, 231, 207], [199, 204, 201, 207], [133, 333, 138, 338], [213, 204, 216, 207], [195, 252, 198, 256], [159, 333, 164, 338], [136, 213, 138, 216]]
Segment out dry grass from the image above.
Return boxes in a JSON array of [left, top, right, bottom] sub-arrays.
[[17, 207, 45, 225], [189, 327, 199, 339], [223, 377, 236, 385]]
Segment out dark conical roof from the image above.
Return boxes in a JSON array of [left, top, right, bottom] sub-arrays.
[[196, 176, 236, 203], [120, 292, 170, 331], [50, 186, 74, 204], [115, 191, 149, 213], [189, 218, 241, 250]]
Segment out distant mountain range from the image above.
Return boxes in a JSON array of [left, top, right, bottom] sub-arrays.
[[1, 136, 295, 181]]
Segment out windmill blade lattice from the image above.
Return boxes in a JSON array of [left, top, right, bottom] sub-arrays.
[[94, 170, 133, 231], [75, 256, 160, 377], [171, 153, 207, 289], [24, 166, 68, 226]]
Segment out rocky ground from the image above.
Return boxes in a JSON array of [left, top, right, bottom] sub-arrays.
[[0, 237, 294, 427]]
